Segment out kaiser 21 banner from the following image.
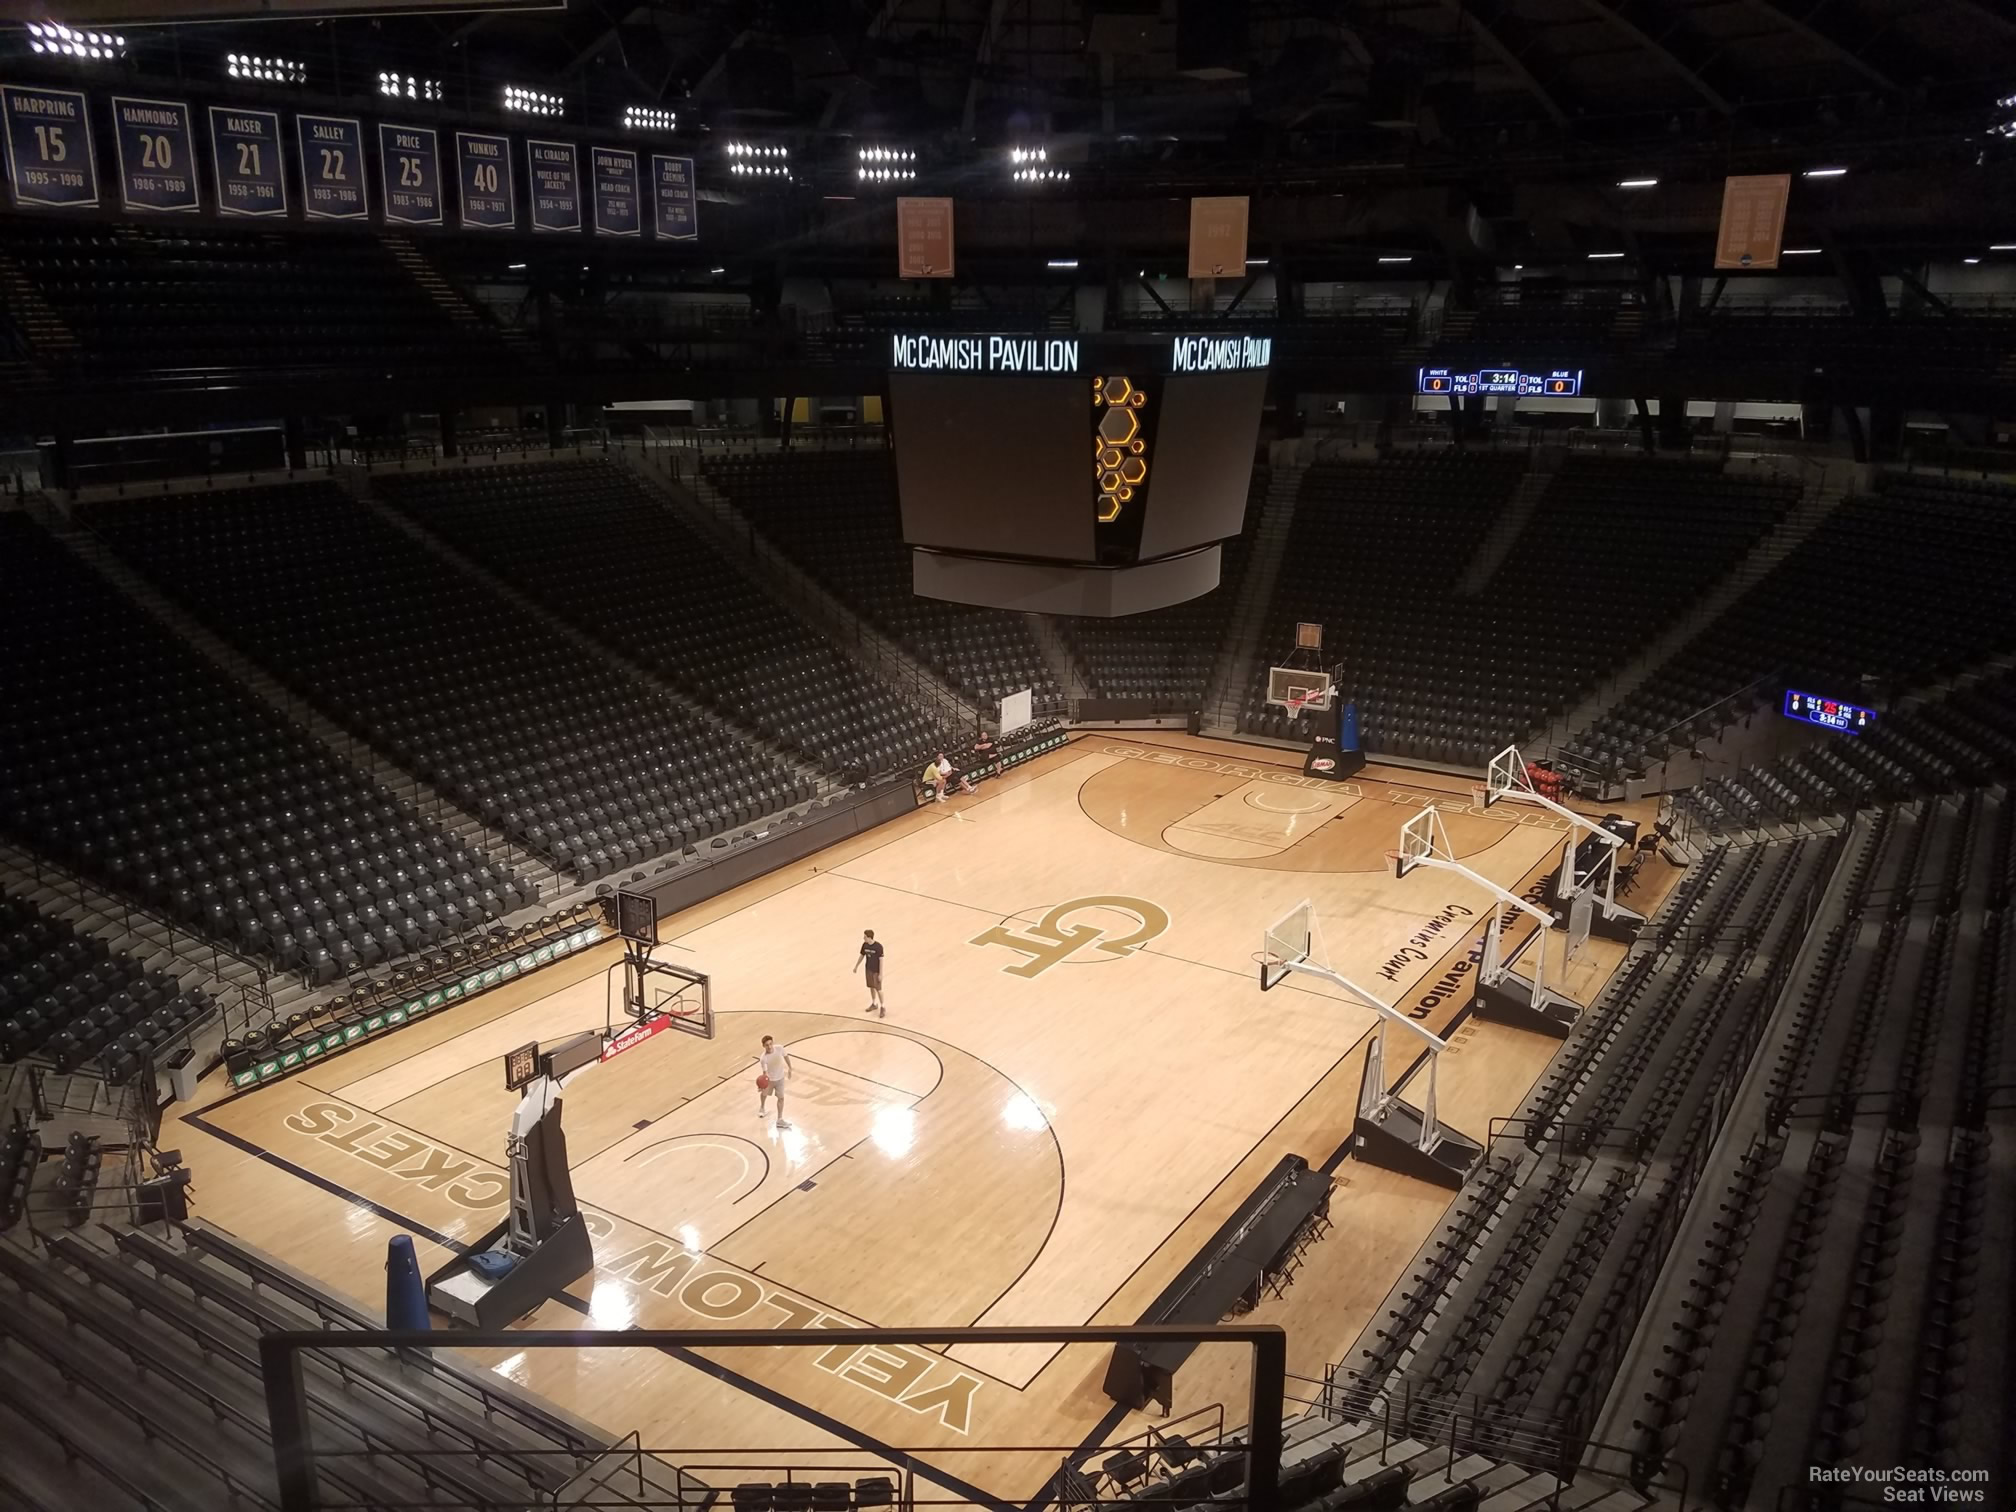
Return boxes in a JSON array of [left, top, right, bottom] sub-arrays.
[[209, 105, 286, 217]]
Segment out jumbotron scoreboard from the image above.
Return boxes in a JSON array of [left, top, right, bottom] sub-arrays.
[[888, 330, 1270, 617], [1417, 367, 1584, 397]]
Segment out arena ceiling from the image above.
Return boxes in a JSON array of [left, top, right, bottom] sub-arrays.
[[322, 0, 2016, 155], [13, 0, 2016, 265]]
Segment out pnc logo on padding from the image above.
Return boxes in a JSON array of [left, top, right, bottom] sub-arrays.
[[970, 895, 1171, 977]]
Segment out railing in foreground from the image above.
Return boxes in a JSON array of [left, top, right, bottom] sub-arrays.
[[259, 1324, 1287, 1512]]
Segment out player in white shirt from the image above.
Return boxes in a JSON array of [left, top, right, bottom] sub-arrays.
[[756, 1034, 794, 1128]]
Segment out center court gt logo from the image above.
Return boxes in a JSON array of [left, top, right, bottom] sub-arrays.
[[970, 895, 1171, 977]]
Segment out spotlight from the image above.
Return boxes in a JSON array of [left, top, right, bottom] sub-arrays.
[[1616, 177, 1659, 189], [32, 22, 126, 62], [225, 51, 304, 83], [623, 105, 677, 132], [503, 84, 564, 117], [1802, 166, 1848, 178], [379, 72, 440, 101]]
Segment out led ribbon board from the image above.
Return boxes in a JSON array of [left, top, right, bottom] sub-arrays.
[[1417, 367, 1583, 396]]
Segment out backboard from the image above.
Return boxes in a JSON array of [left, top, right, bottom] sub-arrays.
[[1266, 666, 1334, 714], [1258, 899, 1316, 990], [1482, 745, 1525, 810], [1395, 807, 1443, 878]]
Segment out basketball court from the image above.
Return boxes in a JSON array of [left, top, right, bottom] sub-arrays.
[[162, 733, 1677, 1505]]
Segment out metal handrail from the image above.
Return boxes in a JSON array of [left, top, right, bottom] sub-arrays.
[[259, 1325, 1289, 1512]]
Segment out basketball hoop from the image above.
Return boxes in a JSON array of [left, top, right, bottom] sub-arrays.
[[1384, 849, 1405, 880]]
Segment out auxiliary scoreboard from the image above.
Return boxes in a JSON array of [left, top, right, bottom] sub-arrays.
[[1783, 690, 1877, 735], [1417, 367, 1584, 397]]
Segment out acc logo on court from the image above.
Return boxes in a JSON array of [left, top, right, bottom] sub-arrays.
[[970, 895, 1171, 978]]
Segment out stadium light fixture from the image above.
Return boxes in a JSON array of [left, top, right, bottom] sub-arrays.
[[1587, 251, 1626, 260], [379, 72, 440, 101], [857, 146, 917, 182], [1964, 256, 1982, 264], [1991, 243, 2016, 251], [1246, 258, 1268, 266], [1781, 247, 1822, 255], [226, 52, 305, 84], [507, 262, 527, 270], [1617, 177, 1659, 188], [1802, 166, 1848, 178], [503, 84, 564, 118], [28, 22, 125, 60], [1045, 258, 1079, 269], [709, 265, 725, 274], [1377, 255, 1412, 264], [726, 142, 791, 177], [623, 105, 677, 132]]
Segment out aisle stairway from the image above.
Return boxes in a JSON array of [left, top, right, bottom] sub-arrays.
[[1544, 461, 1860, 760], [1203, 458, 1306, 732]]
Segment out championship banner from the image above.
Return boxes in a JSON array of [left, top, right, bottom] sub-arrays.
[[1714, 173, 1791, 269], [2, 84, 99, 209], [455, 130, 515, 230], [1187, 194, 1249, 278], [528, 138, 580, 232], [590, 145, 640, 236], [650, 152, 697, 240], [297, 114, 366, 221], [378, 121, 442, 226], [110, 96, 197, 214], [897, 195, 954, 278], [209, 105, 285, 217]]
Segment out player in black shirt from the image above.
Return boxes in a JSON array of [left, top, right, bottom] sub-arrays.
[[855, 929, 886, 1018]]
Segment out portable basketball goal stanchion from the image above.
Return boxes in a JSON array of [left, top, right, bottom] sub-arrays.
[[1265, 622, 1364, 782], [427, 891, 709, 1330], [607, 889, 715, 1044], [1392, 807, 1580, 1040], [1257, 901, 1481, 1190], [1480, 745, 1645, 944]]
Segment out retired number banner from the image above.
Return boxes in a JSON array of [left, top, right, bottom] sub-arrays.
[[210, 105, 286, 217], [456, 129, 515, 230], [2, 84, 99, 209], [298, 114, 366, 221], [379, 121, 443, 226], [110, 96, 197, 214]]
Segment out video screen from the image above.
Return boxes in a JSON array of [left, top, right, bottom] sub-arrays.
[[890, 372, 1095, 562], [1139, 368, 1266, 559]]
